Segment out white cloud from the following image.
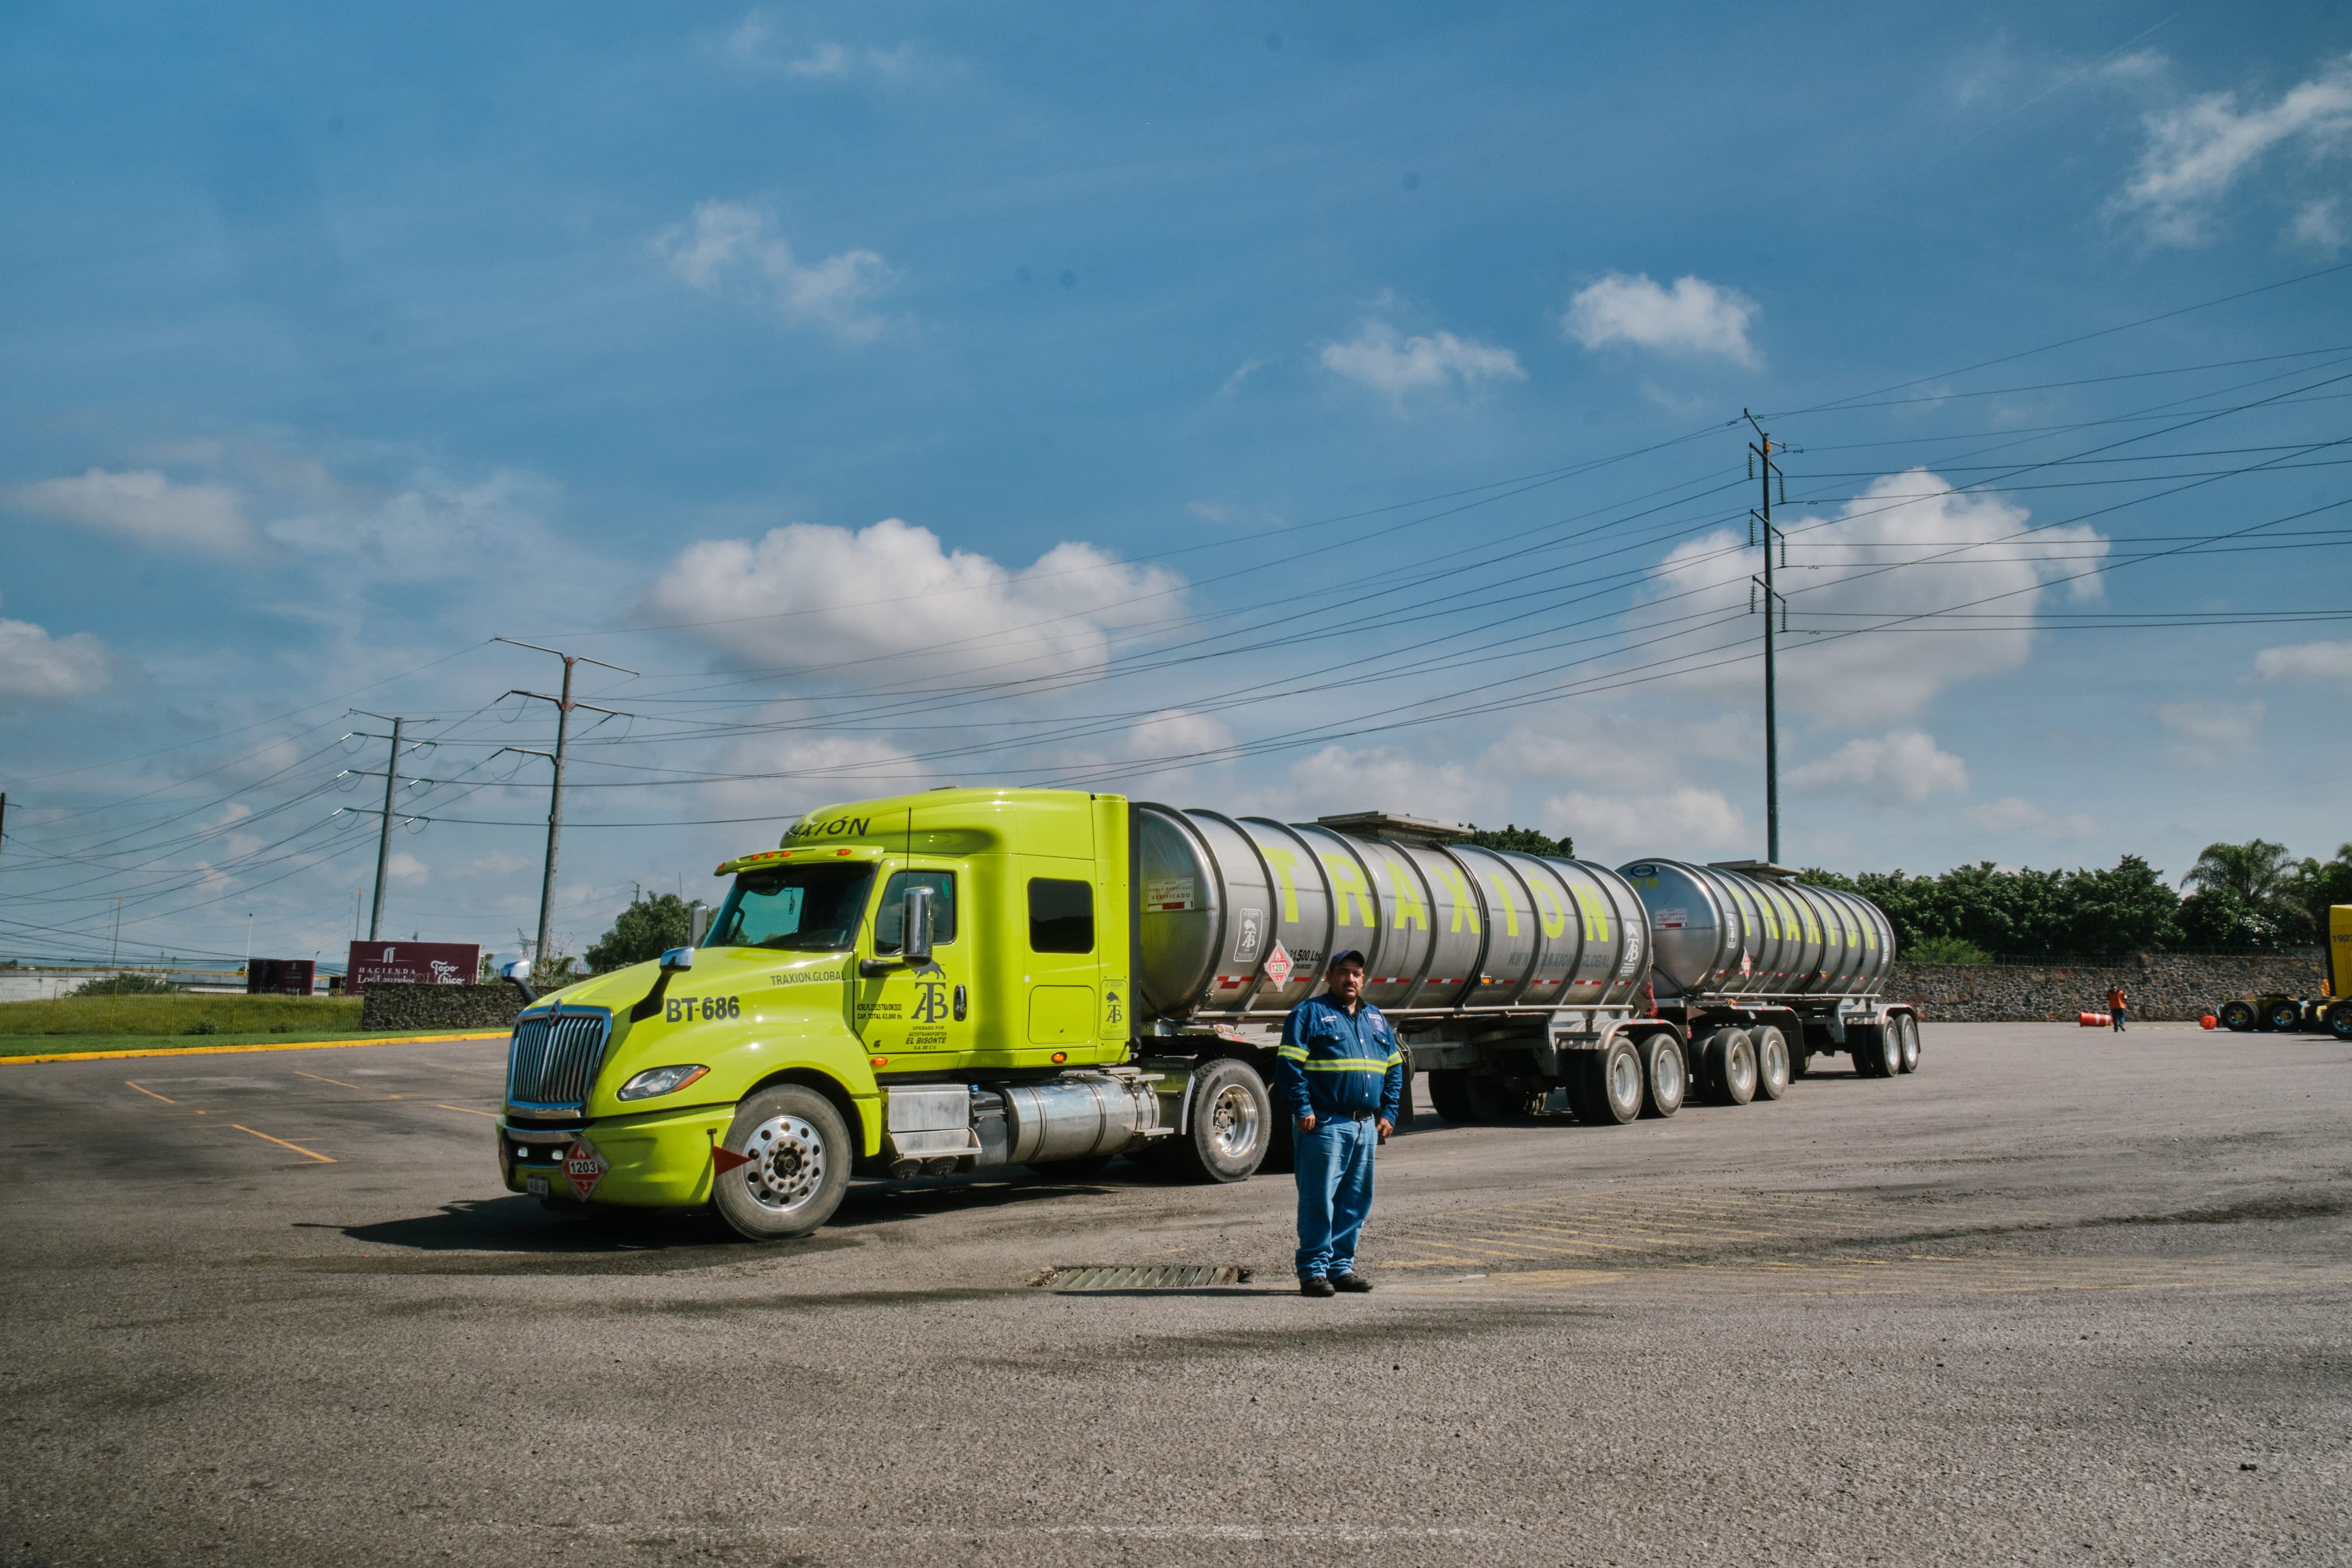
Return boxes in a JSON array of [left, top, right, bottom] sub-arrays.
[[2289, 196, 2347, 254], [1543, 787, 1747, 861], [0, 617, 112, 702], [1242, 744, 1503, 827], [2110, 52, 2352, 246], [1118, 708, 1237, 767], [265, 470, 558, 583], [1788, 729, 1968, 804], [640, 517, 1183, 686], [385, 851, 428, 884], [1962, 797, 2100, 840], [2152, 699, 2262, 766], [1317, 322, 1524, 408], [1218, 357, 1266, 397], [705, 733, 929, 814], [725, 16, 916, 79], [1647, 470, 2110, 719], [1487, 714, 1752, 792], [1562, 273, 1760, 367], [656, 202, 899, 342], [12, 468, 253, 553], [2255, 638, 2352, 683]]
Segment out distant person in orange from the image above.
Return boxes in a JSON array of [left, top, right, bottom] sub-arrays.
[[2106, 984, 2129, 1033]]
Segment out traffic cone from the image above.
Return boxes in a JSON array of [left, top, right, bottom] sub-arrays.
[[2078, 1011, 2111, 1028]]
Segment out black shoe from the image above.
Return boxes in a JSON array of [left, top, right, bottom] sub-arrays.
[[1329, 1272, 1373, 1293], [1298, 1276, 1336, 1298]]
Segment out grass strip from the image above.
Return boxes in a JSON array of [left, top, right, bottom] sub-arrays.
[[0, 994, 363, 1037], [0, 1031, 508, 1063]]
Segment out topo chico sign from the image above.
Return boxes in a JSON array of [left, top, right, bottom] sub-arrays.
[[344, 941, 481, 996]]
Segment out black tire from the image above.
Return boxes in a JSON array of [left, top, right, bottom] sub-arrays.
[[1639, 1032, 1686, 1119], [712, 1084, 852, 1241], [2264, 998, 2303, 1033], [1789, 1040, 1813, 1080], [2328, 1000, 2352, 1043], [1426, 1068, 1475, 1123], [1463, 1074, 1522, 1122], [1897, 1014, 1922, 1074], [1165, 1057, 1272, 1183], [1854, 1025, 1898, 1078], [2218, 1000, 2256, 1033], [1576, 1038, 1645, 1125], [1700, 1027, 1757, 1105], [1751, 1024, 1792, 1101]]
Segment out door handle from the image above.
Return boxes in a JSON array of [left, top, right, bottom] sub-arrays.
[[953, 984, 967, 1021]]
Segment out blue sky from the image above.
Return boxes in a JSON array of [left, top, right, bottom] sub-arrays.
[[4, 3, 2350, 968]]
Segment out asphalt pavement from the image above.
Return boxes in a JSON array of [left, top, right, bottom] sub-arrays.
[[2, 1021, 2347, 1566]]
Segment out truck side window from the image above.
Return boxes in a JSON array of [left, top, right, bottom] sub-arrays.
[[873, 870, 957, 953], [1028, 878, 1094, 954]]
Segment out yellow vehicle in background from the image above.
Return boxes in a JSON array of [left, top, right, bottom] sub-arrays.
[[2215, 905, 2352, 1041]]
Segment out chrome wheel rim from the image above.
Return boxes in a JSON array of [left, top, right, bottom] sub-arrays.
[[1208, 1081, 1261, 1159], [1650, 1043, 1684, 1108], [1759, 1032, 1788, 1089], [739, 1113, 827, 1214], [1729, 1039, 1757, 1097], [1608, 1050, 1642, 1113]]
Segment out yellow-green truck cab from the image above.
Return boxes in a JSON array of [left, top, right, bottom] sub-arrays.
[[495, 788, 1272, 1238]]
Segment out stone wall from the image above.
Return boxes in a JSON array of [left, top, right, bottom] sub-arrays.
[[360, 982, 527, 1033], [1889, 951, 2324, 1023]]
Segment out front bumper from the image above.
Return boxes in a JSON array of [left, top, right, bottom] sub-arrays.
[[499, 1102, 733, 1207]]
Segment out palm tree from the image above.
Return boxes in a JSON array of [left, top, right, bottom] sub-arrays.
[[2179, 839, 2299, 904]]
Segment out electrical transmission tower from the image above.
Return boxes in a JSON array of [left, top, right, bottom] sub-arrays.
[[1745, 411, 1790, 865], [494, 638, 637, 974]]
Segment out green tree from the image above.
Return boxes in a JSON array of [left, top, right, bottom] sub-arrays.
[[1464, 824, 1574, 859], [585, 892, 694, 972], [2179, 884, 2301, 951], [2180, 838, 2307, 940], [2284, 844, 2352, 939], [70, 971, 184, 996]]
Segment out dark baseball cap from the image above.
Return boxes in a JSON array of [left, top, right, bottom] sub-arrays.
[[1329, 948, 1368, 969]]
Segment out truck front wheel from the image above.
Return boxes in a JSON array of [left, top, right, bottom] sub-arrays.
[[1166, 1057, 1272, 1183], [713, 1085, 852, 1241]]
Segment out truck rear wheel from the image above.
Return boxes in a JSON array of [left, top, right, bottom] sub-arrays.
[[2328, 1001, 2352, 1043], [713, 1085, 852, 1241], [1639, 1032, 1685, 1119], [1897, 1015, 1922, 1073], [1426, 1068, 1475, 1123], [1699, 1028, 1757, 1105], [1463, 1074, 1523, 1122], [1751, 1025, 1792, 1101], [1576, 1038, 1644, 1125], [2218, 1000, 2256, 1032], [2264, 998, 2303, 1033], [1854, 1026, 1898, 1078], [1165, 1057, 1272, 1183]]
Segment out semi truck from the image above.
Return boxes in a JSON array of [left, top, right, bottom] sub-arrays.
[[493, 787, 1918, 1241], [2215, 904, 2352, 1041]]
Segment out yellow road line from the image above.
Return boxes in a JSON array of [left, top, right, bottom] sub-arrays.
[[123, 1079, 176, 1103], [229, 1124, 334, 1163], [293, 1069, 366, 1090], [1, 1030, 506, 1065], [432, 1102, 498, 1118]]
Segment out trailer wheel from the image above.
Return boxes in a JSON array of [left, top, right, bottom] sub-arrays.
[[1463, 1074, 1523, 1122], [1575, 1039, 1644, 1125], [1164, 1058, 1271, 1183], [1751, 1025, 1792, 1101], [1854, 1026, 1898, 1078], [2218, 1000, 2256, 1032], [1639, 1032, 1685, 1119], [1699, 1028, 1757, 1105], [1426, 1068, 1475, 1123], [1790, 1040, 1812, 1079], [1897, 1015, 1922, 1074], [2328, 1000, 2352, 1043], [712, 1085, 852, 1241], [2264, 998, 2303, 1033]]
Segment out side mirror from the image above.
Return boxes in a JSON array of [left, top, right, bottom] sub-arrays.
[[659, 947, 696, 972], [499, 957, 537, 1005], [902, 886, 934, 965], [688, 901, 711, 947]]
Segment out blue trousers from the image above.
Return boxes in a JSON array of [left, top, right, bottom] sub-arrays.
[[1294, 1114, 1377, 1279]]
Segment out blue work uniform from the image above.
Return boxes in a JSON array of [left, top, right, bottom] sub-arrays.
[[1275, 991, 1406, 1280]]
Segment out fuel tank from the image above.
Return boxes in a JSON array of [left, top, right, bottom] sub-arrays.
[[1615, 858, 1895, 1000], [1134, 806, 1650, 1020]]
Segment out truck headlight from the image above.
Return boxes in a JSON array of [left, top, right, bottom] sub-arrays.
[[616, 1064, 710, 1101]]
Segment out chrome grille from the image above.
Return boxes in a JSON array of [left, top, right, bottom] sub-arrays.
[[506, 1008, 612, 1109]]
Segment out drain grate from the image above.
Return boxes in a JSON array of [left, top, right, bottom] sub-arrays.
[[1033, 1264, 1253, 1291]]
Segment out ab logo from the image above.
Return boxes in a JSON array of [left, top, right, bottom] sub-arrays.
[[1105, 989, 1123, 1026], [911, 981, 950, 1025]]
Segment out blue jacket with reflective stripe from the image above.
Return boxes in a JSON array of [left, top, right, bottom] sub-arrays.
[[1275, 992, 1405, 1123]]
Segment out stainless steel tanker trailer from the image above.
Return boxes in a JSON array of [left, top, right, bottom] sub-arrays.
[[1616, 859, 1920, 1099], [1134, 807, 1917, 1135]]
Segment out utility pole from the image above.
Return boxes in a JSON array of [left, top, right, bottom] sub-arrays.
[[494, 638, 636, 977], [111, 897, 122, 969], [345, 712, 436, 942], [1746, 411, 1790, 865]]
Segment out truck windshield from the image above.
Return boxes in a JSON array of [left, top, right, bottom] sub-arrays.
[[706, 863, 876, 953]]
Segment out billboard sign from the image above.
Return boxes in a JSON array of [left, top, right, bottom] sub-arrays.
[[344, 942, 481, 996], [247, 959, 316, 997]]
